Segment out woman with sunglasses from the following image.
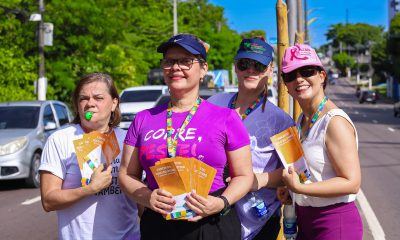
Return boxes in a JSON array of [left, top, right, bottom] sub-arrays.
[[208, 37, 294, 240], [278, 44, 363, 239], [119, 33, 253, 240]]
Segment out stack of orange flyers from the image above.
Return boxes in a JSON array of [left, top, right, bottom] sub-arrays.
[[270, 126, 311, 183], [150, 157, 216, 220], [73, 131, 120, 186]]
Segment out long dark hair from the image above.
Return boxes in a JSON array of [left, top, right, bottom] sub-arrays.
[[71, 73, 121, 128]]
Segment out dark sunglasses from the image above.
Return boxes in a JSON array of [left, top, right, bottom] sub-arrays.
[[282, 67, 321, 83], [236, 58, 267, 72]]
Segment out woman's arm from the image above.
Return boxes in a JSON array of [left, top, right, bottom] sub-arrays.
[[118, 144, 175, 215], [40, 164, 112, 212], [252, 167, 284, 191], [282, 116, 361, 197], [223, 145, 254, 202]]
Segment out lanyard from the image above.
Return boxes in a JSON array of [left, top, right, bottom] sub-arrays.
[[166, 97, 202, 158], [229, 93, 263, 120], [297, 96, 328, 142]]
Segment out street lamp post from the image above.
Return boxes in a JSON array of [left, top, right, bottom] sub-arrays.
[[173, 0, 178, 35], [37, 0, 46, 101]]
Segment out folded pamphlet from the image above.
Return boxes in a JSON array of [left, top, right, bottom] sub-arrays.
[[270, 126, 311, 183], [150, 157, 216, 220], [73, 131, 120, 186]]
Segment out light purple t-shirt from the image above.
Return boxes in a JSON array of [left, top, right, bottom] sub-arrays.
[[124, 100, 250, 193], [208, 92, 294, 240]]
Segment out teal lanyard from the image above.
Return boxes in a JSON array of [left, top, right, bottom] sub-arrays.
[[297, 96, 328, 142], [229, 93, 263, 120], [166, 97, 202, 158]]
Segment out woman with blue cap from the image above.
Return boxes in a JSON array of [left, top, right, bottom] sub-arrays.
[[119, 33, 254, 240], [208, 37, 294, 240]]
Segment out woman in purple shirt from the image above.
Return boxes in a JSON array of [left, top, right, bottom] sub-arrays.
[[119, 33, 254, 240]]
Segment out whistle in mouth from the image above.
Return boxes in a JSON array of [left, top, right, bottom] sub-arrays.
[[85, 111, 93, 121]]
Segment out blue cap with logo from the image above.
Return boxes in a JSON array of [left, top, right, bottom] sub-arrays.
[[235, 38, 274, 66], [157, 34, 208, 60]]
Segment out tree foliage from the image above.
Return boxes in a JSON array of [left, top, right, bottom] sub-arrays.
[[332, 52, 356, 75], [326, 23, 384, 47], [388, 13, 400, 78], [0, 0, 243, 102], [325, 23, 386, 81]]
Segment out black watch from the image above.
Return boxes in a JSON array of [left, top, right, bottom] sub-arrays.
[[218, 195, 231, 216]]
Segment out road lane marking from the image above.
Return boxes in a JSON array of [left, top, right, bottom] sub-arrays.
[[372, 120, 378, 124], [21, 196, 41, 205], [355, 111, 359, 115], [388, 127, 395, 132], [357, 189, 386, 240]]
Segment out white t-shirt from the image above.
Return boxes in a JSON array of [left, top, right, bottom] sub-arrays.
[[39, 124, 140, 240], [296, 109, 358, 207]]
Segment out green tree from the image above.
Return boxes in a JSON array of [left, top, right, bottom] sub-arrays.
[[388, 13, 400, 79], [326, 23, 387, 82], [332, 52, 356, 75], [240, 30, 266, 39], [0, 0, 246, 102]]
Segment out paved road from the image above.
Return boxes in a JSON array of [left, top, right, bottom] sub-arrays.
[[326, 78, 400, 240], [0, 180, 57, 240]]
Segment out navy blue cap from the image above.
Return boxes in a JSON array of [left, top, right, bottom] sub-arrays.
[[157, 34, 208, 60], [235, 38, 274, 66]]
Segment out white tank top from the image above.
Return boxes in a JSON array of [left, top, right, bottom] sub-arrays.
[[295, 109, 358, 207]]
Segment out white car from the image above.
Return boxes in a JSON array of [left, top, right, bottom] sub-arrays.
[[0, 100, 72, 187], [119, 85, 168, 129]]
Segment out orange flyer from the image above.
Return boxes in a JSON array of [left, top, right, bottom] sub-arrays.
[[73, 130, 121, 186], [270, 126, 311, 183], [150, 157, 216, 220], [194, 160, 217, 197]]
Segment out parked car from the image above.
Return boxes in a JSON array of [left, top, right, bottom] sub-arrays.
[[153, 89, 220, 107], [359, 90, 377, 104], [119, 85, 168, 129], [0, 100, 72, 187], [394, 101, 400, 117], [329, 73, 339, 85]]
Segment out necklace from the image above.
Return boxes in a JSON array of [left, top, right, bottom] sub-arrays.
[[297, 96, 328, 142], [166, 97, 201, 158], [229, 93, 263, 120]]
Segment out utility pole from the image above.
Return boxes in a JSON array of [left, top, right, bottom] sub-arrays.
[[304, 0, 309, 44], [37, 0, 46, 100], [296, 0, 304, 40], [293, 0, 305, 120], [286, 0, 297, 119], [173, 0, 178, 35], [287, 0, 297, 45], [276, 0, 290, 114]]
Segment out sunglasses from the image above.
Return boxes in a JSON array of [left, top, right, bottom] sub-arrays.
[[282, 67, 321, 83], [236, 59, 267, 72]]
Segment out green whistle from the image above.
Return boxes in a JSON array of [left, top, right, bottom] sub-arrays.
[[85, 111, 93, 121]]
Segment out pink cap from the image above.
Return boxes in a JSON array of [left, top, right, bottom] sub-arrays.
[[281, 44, 323, 73]]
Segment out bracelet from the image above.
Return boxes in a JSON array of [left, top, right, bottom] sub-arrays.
[[218, 195, 231, 216]]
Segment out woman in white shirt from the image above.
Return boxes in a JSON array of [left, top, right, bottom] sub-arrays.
[[278, 44, 362, 240]]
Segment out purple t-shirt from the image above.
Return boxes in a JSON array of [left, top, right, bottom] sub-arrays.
[[124, 100, 250, 193]]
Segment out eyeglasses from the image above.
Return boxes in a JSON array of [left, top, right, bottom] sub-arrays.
[[282, 67, 320, 83], [160, 58, 200, 70], [236, 58, 267, 72]]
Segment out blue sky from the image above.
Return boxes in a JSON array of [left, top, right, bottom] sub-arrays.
[[208, 0, 388, 47]]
